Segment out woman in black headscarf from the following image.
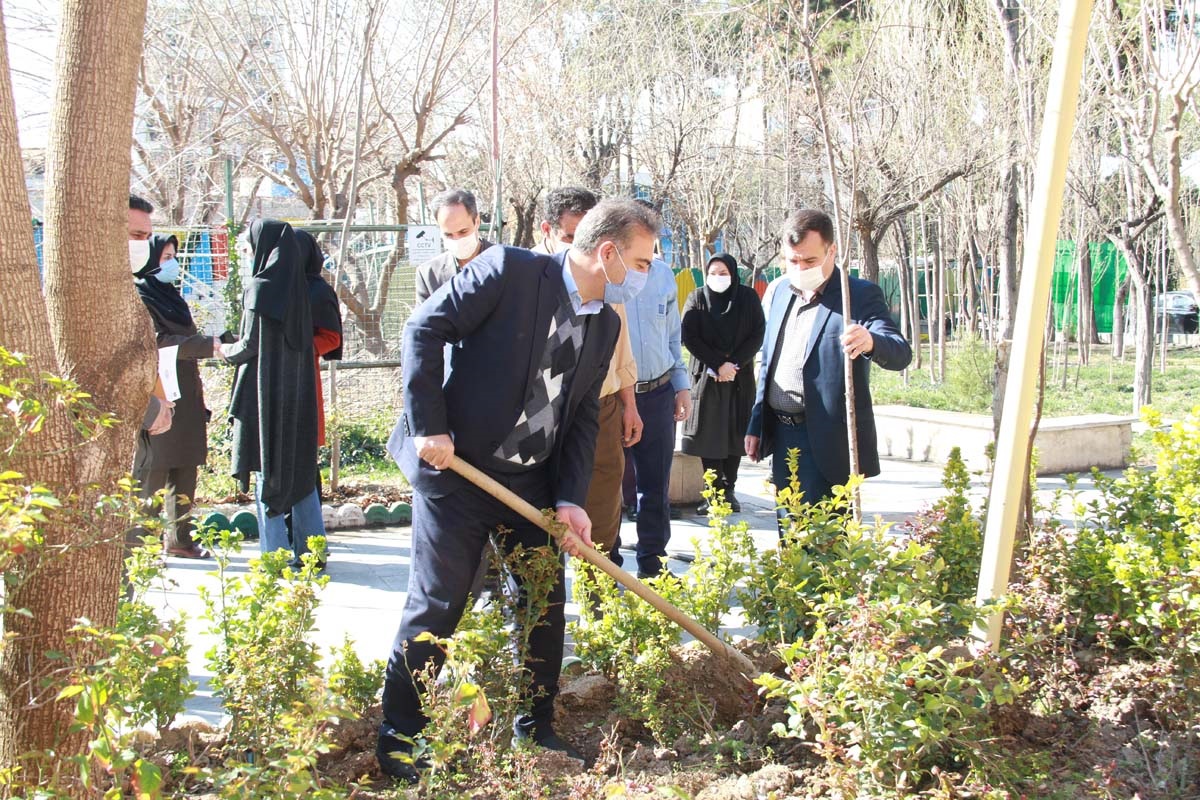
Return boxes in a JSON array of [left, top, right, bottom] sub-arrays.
[[295, 229, 343, 448], [219, 220, 320, 560], [133, 233, 218, 558], [680, 253, 766, 514]]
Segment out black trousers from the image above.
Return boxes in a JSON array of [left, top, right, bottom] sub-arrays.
[[131, 464, 199, 549], [380, 467, 565, 740], [700, 455, 742, 496]]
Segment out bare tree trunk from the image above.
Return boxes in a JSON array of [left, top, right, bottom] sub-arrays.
[[909, 214, 924, 372], [857, 218, 882, 284], [1077, 242, 1094, 364], [1131, 280, 1153, 410], [894, 224, 914, 365], [0, 0, 152, 776], [933, 215, 947, 380], [967, 235, 982, 336], [992, 339, 1010, 440], [508, 192, 539, 249], [920, 209, 934, 381], [1158, 93, 1200, 297], [1112, 276, 1129, 359], [998, 164, 1020, 341]]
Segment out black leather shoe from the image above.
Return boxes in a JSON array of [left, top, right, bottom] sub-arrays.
[[729, 497, 742, 513], [624, 505, 638, 522], [512, 719, 583, 761], [376, 738, 422, 784], [696, 500, 710, 515]]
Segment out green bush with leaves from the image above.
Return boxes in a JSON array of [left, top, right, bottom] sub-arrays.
[[1063, 406, 1200, 651], [907, 447, 985, 616], [327, 635, 385, 718], [758, 594, 1027, 795], [571, 474, 755, 743], [741, 455, 946, 643], [320, 412, 397, 473], [199, 528, 330, 750], [202, 679, 348, 800], [404, 540, 562, 791]]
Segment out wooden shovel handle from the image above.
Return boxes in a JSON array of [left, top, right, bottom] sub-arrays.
[[448, 456, 759, 678]]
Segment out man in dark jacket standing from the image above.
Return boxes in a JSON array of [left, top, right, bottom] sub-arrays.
[[378, 198, 661, 784], [746, 209, 911, 514]]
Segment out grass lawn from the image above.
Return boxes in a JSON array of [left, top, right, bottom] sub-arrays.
[[870, 337, 1200, 420]]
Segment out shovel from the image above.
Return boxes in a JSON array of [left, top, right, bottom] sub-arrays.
[[448, 456, 760, 679]]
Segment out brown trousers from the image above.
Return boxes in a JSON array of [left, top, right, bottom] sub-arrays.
[[584, 393, 625, 554]]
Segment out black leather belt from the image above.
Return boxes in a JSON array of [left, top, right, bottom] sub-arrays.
[[635, 372, 671, 394], [774, 409, 806, 426]]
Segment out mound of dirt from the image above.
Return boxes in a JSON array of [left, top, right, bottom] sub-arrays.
[[659, 640, 760, 726]]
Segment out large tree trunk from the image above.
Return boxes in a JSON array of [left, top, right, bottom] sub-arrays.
[[0, 0, 152, 775]]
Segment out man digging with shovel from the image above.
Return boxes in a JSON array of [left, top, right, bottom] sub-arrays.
[[378, 199, 661, 784]]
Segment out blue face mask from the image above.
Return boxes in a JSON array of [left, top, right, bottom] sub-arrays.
[[602, 247, 649, 304], [154, 257, 181, 284]]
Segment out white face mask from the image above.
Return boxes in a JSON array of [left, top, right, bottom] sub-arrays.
[[444, 232, 480, 261], [128, 239, 151, 272], [706, 274, 732, 293], [788, 265, 826, 293]]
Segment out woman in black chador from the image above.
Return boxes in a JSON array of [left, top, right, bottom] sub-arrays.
[[680, 253, 765, 514], [132, 233, 218, 558], [220, 219, 320, 560]]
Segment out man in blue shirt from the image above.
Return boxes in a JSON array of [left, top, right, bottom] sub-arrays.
[[619, 202, 691, 578]]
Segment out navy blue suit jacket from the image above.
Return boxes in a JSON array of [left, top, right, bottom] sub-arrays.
[[746, 269, 911, 486], [390, 246, 619, 505]]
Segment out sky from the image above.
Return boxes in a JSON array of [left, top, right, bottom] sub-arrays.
[[5, 0, 58, 149]]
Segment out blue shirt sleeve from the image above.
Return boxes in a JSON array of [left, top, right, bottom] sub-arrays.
[[666, 277, 688, 392]]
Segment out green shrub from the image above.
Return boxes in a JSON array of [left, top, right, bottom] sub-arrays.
[[202, 680, 348, 800], [405, 540, 561, 789], [1065, 406, 1200, 651], [319, 413, 396, 473], [198, 528, 329, 750], [327, 635, 384, 718], [908, 447, 985, 617], [741, 455, 946, 643], [758, 594, 1027, 795], [571, 473, 756, 743]]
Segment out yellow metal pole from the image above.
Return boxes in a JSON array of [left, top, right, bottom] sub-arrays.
[[974, 0, 1094, 648]]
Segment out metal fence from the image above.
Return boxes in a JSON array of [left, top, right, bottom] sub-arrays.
[[156, 223, 424, 362]]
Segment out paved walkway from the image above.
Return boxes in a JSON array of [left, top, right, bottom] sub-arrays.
[[147, 457, 1114, 724]]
